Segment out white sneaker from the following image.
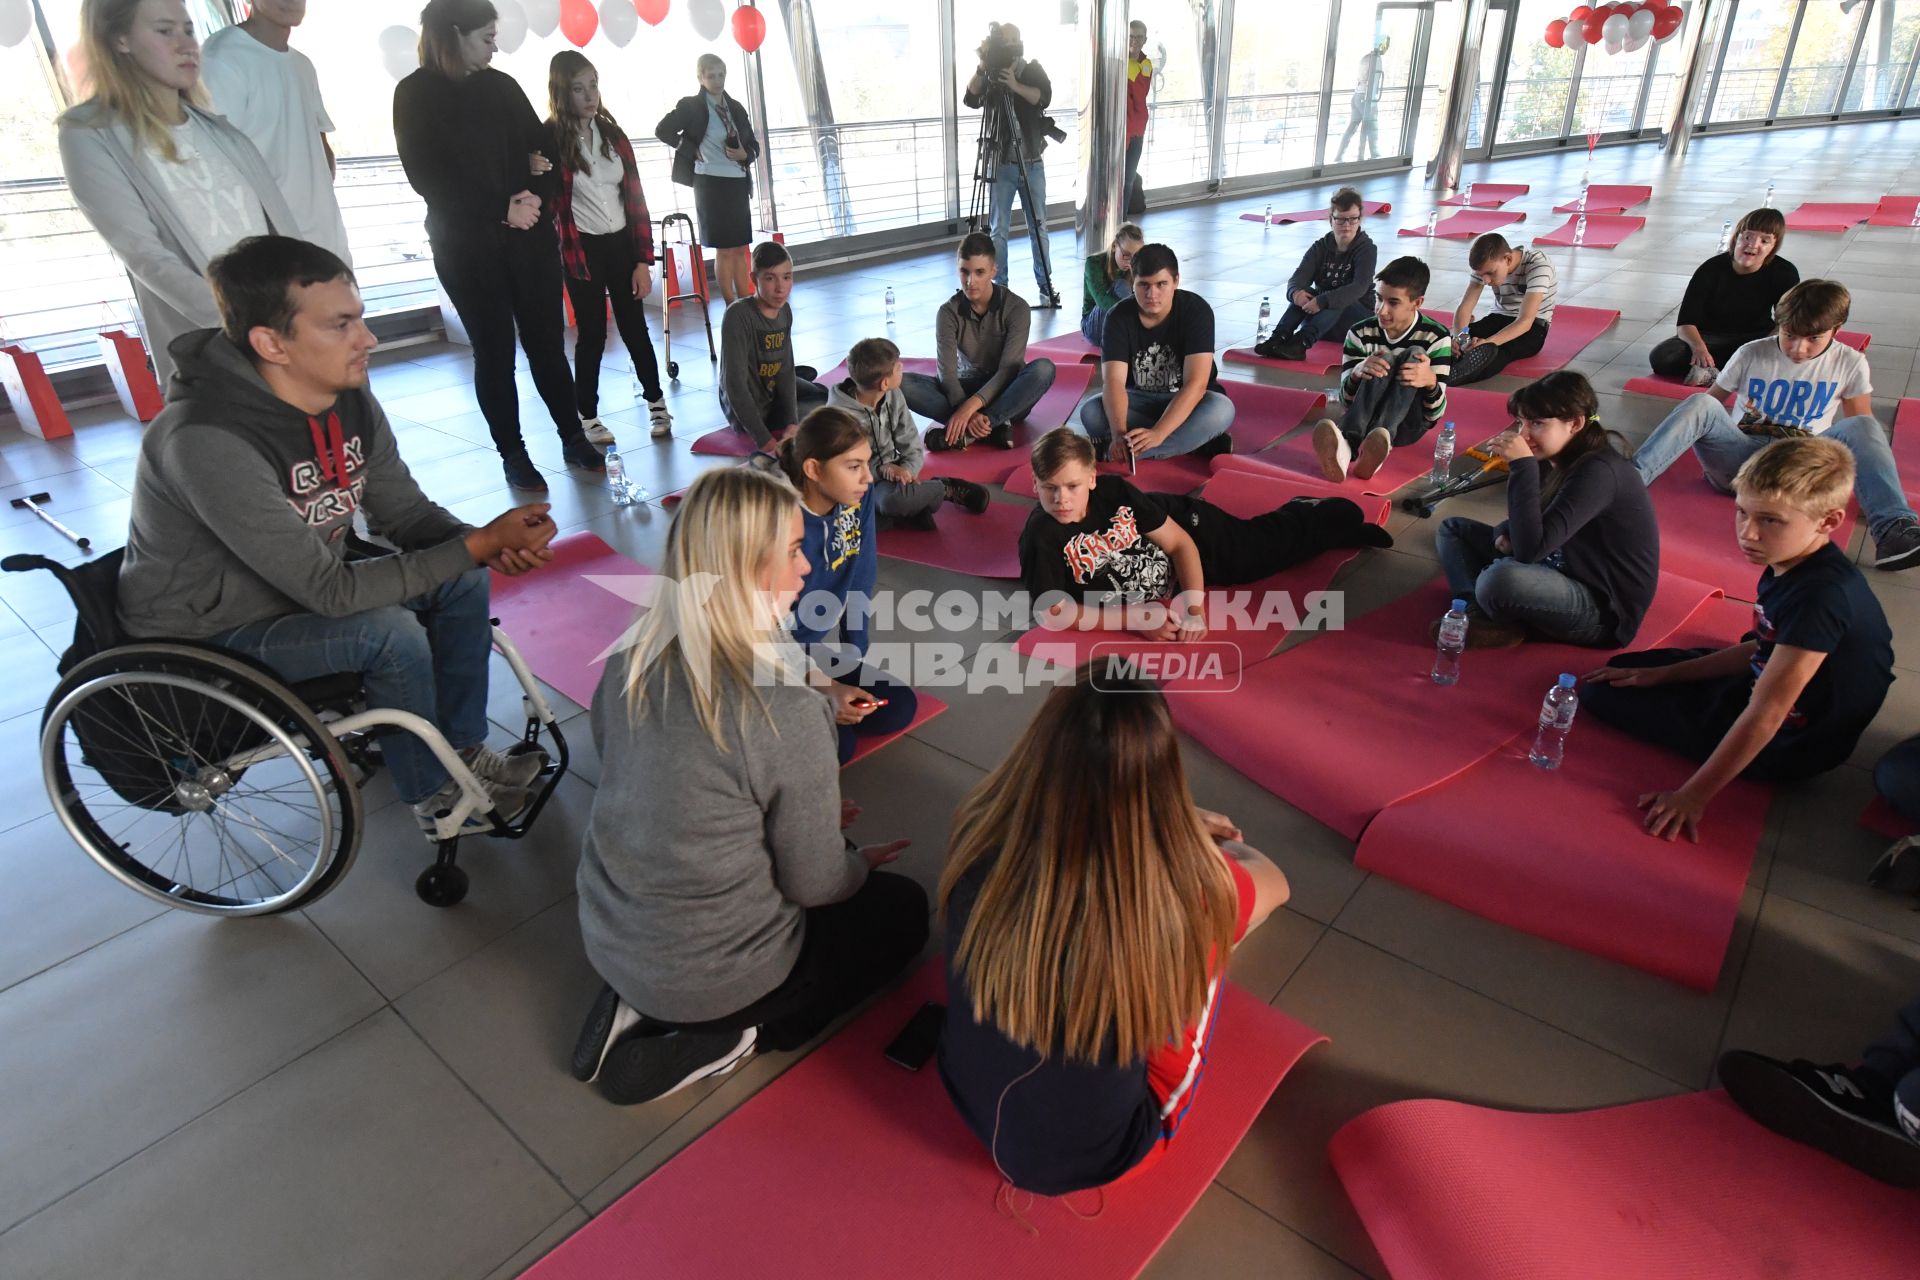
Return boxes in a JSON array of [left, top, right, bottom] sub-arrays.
[[462, 742, 548, 790], [580, 416, 616, 446], [1683, 365, 1717, 387], [647, 398, 674, 438], [1312, 419, 1352, 482], [1352, 427, 1393, 481]]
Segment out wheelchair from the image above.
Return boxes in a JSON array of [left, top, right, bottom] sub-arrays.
[[4, 547, 570, 916]]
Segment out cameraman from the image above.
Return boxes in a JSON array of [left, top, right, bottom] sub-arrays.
[[964, 23, 1058, 308]]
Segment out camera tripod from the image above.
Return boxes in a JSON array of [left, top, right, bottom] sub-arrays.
[[968, 84, 1058, 308]]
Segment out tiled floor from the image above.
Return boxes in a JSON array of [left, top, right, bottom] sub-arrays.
[[6, 119, 1920, 1278]]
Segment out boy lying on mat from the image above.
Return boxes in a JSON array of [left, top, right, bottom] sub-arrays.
[[1583, 438, 1892, 841], [937, 666, 1291, 1194], [1018, 428, 1391, 640]]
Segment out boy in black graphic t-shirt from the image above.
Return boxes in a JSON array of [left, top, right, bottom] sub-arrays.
[[1583, 437, 1892, 841], [1017, 429, 1391, 638], [1078, 243, 1237, 463]]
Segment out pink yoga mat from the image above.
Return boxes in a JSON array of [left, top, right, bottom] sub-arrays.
[[1438, 183, 1528, 208], [1222, 340, 1347, 375], [1533, 214, 1646, 249], [689, 426, 767, 457], [1785, 202, 1880, 232], [1025, 359, 1098, 429], [1170, 576, 1722, 840], [1648, 464, 1859, 600], [1399, 210, 1525, 240], [1422, 305, 1621, 379], [1353, 596, 1766, 990], [1331, 1092, 1920, 1280], [1027, 331, 1104, 364], [843, 693, 948, 765], [1013, 467, 1388, 676], [1243, 200, 1393, 225], [1868, 195, 1920, 227], [1252, 386, 1515, 496], [1551, 184, 1652, 214], [1004, 453, 1211, 500], [489, 532, 652, 708], [1624, 331, 1872, 402], [1216, 381, 1330, 453], [525, 962, 1325, 1280], [1861, 795, 1915, 841], [1892, 398, 1920, 505], [875, 497, 1031, 578]]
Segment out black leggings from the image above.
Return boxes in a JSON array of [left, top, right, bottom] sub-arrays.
[[1450, 315, 1550, 386], [645, 871, 929, 1052], [1648, 330, 1769, 380], [432, 228, 586, 460], [566, 229, 664, 417], [1162, 493, 1388, 584]]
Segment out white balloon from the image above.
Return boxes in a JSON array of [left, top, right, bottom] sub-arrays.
[[1625, 32, 1650, 53], [689, 0, 724, 41], [1628, 7, 1657, 41], [495, 0, 529, 53], [600, 0, 639, 47], [524, 0, 560, 37], [378, 25, 418, 81], [1606, 33, 1625, 54], [1602, 12, 1631, 43], [0, 0, 33, 49]]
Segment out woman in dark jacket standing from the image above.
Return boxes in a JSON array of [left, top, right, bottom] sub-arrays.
[[655, 53, 758, 304], [394, 0, 604, 491]]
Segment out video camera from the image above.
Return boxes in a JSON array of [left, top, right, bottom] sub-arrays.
[[977, 23, 1023, 77]]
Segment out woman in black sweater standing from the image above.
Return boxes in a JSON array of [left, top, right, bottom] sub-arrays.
[[655, 53, 758, 305], [395, 0, 603, 491]]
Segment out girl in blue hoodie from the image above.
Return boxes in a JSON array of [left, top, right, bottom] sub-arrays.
[[777, 407, 919, 763]]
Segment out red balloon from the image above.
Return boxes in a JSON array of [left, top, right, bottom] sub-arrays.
[[1569, 4, 1591, 19], [1585, 13, 1608, 42], [1654, 7, 1683, 38], [635, 0, 669, 25], [1544, 17, 1567, 48], [558, 0, 596, 45], [731, 4, 766, 53]]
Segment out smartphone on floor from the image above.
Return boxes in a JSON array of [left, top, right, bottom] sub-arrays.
[[884, 1001, 945, 1071]]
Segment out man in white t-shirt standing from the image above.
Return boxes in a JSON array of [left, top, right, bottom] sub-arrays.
[[202, 0, 350, 264], [1634, 279, 1920, 570]]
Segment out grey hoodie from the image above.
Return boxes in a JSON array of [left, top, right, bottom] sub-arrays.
[[826, 378, 924, 478], [117, 329, 475, 639], [934, 284, 1032, 408]]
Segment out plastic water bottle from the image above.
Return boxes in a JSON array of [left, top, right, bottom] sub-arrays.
[[1425, 209, 1439, 237], [1529, 673, 1580, 769], [1432, 599, 1468, 686], [1256, 296, 1273, 343], [1763, 179, 1774, 208], [1464, 181, 1475, 204], [884, 287, 896, 325], [1264, 201, 1273, 225], [1718, 218, 1734, 250], [1910, 203, 1919, 229], [605, 445, 639, 506], [1430, 419, 1456, 484], [1577, 177, 1589, 213], [1574, 214, 1588, 246]]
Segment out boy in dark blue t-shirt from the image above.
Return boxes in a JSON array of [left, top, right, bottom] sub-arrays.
[[1581, 436, 1892, 841]]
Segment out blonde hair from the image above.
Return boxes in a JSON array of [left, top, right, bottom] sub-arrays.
[[1733, 436, 1854, 520], [621, 466, 803, 749], [75, 0, 210, 163], [937, 667, 1238, 1065], [697, 53, 726, 77]]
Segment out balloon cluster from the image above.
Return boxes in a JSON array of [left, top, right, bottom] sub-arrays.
[[375, 0, 763, 78], [1545, 1, 1684, 55]]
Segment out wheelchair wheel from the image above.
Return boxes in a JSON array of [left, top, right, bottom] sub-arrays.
[[41, 644, 362, 916]]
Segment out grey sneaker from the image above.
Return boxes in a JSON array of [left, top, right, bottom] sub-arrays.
[[647, 398, 674, 438], [1873, 519, 1920, 571], [410, 776, 532, 838], [463, 743, 548, 790], [580, 416, 616, 446]]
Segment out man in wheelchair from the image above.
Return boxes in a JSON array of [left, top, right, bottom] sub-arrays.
[[116, 235, 560, 835]]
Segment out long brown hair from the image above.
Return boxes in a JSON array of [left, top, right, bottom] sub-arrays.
[[418, 0, 496, 79], [1508, 371, 1624, 492], [937, 668, 1238, 1065], [74, 0, 211, 162], [546, 49, 623, 173]]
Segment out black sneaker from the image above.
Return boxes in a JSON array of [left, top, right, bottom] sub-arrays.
[[924, 425, 961, 453], [941, 477, 990, 513], [563, 439, 607, 473], [1261, 338, 1308, 362], [502, 453, 547, 491], [1874, 519, 1920, 571], [1719, 1050, 1920, 1187], [597, 1024, 758, 1106], [984, 422, 1014, 450], [571, 983, 647, 1083], [1194, 432, 1233, 460]]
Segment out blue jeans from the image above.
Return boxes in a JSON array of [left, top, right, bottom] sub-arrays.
[[1078, 388, 1236, 460], [990, 156, 1050, 297], [1272, 300, 1368, 348], [1633, 395, 1917, 540], [808, 644, 919, 765], [211, 568, 493, 804], [899, 359, 1056, 428], [1434, 516, 1609, 645]]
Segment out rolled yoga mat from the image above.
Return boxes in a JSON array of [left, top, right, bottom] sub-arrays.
[[1330, 1091, 1920, 1280], [1169, 574, 1724, 840], [523, 961, 1327, 1280], [1355, 593, 1768, 990]]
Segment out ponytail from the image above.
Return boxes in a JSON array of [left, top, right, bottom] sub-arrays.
[[778, 406, 867, 493]]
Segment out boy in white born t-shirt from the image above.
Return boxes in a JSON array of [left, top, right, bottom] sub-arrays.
[[1633, 280, 1920, 571]]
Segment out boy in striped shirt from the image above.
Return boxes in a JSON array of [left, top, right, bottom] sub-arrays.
[[1312, 256, 1453, 482], [1451, 233, 1557, 386]]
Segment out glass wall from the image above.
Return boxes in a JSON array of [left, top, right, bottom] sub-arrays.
[[1778, 0, 1869, 116], [1495, 0, 1579, 145], [1327, 2, 1428, 165], [1129, 0, 1214, 192], [1573, 32, 1657, 135], [1223, 0, 1332, 175], [1709, 0, 1800, 121], [1845, 0, 1920, 111]]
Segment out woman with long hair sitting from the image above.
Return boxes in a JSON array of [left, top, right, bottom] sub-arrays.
[[572, 466, 927, 1105], [936, 667, 1290, 1194]]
